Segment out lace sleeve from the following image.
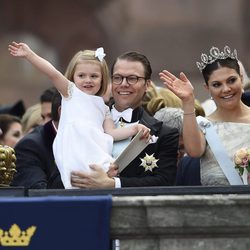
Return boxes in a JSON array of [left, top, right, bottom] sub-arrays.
[[65, 81, 74, 100], [105, 105, 112, 120]]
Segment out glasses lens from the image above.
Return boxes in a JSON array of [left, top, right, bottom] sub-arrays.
[[112, 75, 122, 84], [127, 76, 138, 85]]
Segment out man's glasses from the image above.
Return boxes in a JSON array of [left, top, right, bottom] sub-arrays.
[[112, 75, 146, 85]]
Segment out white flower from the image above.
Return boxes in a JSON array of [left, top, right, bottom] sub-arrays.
[[140, 153, 159, 172]]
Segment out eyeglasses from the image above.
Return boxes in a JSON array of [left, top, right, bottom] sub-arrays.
[[112, 74, 146, 85]]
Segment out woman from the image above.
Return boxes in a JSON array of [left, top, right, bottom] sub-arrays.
[[0, 114, 23, 148], [160, 45, 250, 185], [21, 103, 43, 134]]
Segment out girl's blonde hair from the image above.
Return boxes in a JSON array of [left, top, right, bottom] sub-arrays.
[[64, 50, 110, 96]]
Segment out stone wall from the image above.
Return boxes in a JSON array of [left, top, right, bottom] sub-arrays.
[[111, 195, 250, 250]]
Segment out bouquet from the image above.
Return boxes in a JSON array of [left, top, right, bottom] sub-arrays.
[[234, 147, 250, 185]]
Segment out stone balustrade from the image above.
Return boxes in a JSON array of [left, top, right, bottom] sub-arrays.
[[110, 194, 250, 250]]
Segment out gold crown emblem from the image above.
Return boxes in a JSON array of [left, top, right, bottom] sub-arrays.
[[0, 224, 36, 246]]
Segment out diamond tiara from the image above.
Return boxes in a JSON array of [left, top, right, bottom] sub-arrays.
[[196, 45, 238, 72]]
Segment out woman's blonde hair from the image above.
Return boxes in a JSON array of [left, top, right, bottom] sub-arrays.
[[64, 50, 110, 96], [143, 82, 182, 115], [143, 82, 205, 116], [21, 103, 43, 134]]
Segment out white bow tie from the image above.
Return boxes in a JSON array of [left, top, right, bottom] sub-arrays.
[[111, 107, 133, 124]]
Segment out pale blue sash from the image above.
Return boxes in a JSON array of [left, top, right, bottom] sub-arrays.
[[197, 116, 243, 185]]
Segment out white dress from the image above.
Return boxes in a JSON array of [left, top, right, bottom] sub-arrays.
[[53, 82, 114, 188], [200, 121, 250, 185]]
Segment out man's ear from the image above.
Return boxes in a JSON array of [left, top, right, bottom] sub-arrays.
[[145, 79, 151, 91]]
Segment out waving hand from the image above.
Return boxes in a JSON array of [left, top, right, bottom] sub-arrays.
[[8, 42, 31, 58], [159, 70, 194, 103]]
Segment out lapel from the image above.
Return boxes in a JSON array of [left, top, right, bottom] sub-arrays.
[[43, 120, 57, 150], [132, 107, 163, 136]]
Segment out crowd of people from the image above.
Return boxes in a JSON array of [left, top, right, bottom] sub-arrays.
[[0, 43, 249, 189]]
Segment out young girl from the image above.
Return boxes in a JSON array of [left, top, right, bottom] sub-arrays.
[[9, 42, 150, 188]]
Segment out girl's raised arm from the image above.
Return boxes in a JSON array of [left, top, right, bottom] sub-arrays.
[[8, 41, 68, 97]]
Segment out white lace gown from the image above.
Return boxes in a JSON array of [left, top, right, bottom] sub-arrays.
[[201, 121, 250, 186], [53, 82, 114, 188]]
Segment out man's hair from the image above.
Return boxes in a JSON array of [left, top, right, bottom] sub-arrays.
[[51, 91, 62, 122], [111, 51, 152, 80], [40, 87, 58, 103]]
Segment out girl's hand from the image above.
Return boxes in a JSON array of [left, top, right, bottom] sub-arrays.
[[159, 70, 195, 103], [137, 124, 151, 142], [107, 163, 119, 178], [8, 41, 31, 58]]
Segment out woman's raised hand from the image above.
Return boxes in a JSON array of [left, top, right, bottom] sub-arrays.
[[159, 70, 195, 103], [8, 41, 31, 58]]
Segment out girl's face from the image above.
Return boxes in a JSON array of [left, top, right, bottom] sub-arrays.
[[206, 67, 243, 110], [73, 61, 102, 96], [0, 122, 23, 148]]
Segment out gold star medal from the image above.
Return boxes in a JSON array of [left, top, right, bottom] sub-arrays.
[[140, 153, 159, 172]]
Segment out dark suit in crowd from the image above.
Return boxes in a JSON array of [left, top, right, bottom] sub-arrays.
[[175, 156, 201, 186], [11, 120, 63, 189]]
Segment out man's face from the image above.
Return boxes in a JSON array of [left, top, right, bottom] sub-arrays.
[[112, 59, 150, 111], [41, 102, 52, 124]]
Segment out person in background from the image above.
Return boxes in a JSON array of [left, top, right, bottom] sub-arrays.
[[142, 81, 205, 117], [21, 103, 43, 134], [11, 91, 63, 189], [40, 87, 58, 124], [154, 107, 184, 162], [0, 114, 23, 148], [0, 100, 25, 118]]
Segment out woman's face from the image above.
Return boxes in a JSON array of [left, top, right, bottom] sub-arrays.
[[206, 67, 243, 110], [0, 122, 23, 148]]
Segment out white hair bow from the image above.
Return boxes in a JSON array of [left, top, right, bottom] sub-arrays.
[[95, 47, 106, 62]]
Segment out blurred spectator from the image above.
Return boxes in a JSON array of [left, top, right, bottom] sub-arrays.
[[154, 106, 204, 186], [11, 91, 63, 189], [143, 82, 205, 116], [0, 100, 25, 118], [0, 114, 23, 148], [21, 103, 43, 134], [40, 87, 57, 124], [154, 107, 184, 162], [142, 81, 182, 115]]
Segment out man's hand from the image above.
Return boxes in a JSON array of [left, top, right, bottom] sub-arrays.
[[71, 164, 115, 189]]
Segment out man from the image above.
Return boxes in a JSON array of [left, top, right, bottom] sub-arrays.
[[40, 87, 57, 124], [71, 52, 179, 188], [11, 91, 63, 189]]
